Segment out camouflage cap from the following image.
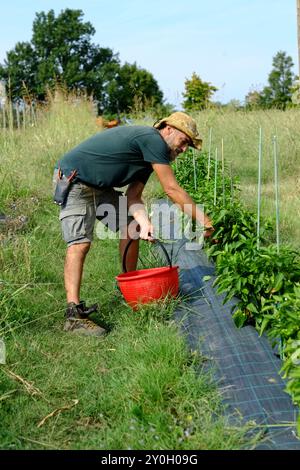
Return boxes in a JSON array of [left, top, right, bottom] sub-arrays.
[[153, 111, 202, 150]]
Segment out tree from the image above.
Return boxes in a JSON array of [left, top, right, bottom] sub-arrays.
[[0, 42, 38, 100], [31, 9, 120, 100], [103, 62, 164, 115], [258, 51, 295, 109], [0, 9, 164, 113], [182, 72, 217, 112], [0, 9, 120, 103], [245, 89, 263, 110], [226, 99, 243, 110]]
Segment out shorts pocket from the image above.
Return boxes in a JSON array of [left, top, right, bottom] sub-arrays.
[[59, 206, 87, 243], [59, 206, 86, 220]]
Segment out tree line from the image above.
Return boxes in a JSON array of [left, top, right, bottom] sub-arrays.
[[183, 51, 298, 111], [0, 8, 298, 115]]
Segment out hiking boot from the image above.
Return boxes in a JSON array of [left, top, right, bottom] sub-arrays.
[[64, 317, 106, 336], [64, 302, 106, 337], [68, 300, 99, 319]]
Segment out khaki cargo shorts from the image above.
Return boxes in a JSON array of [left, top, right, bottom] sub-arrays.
[[53, 170, 134, 246]]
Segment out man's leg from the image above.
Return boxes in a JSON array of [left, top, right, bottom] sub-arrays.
[[64, 242, 91, 304], [63, 241, 105, 336], [119, 222, 139, 271], [57, 183, 105, 336]]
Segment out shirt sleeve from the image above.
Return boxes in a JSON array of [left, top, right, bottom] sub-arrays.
[[132, 130, 170, 165]]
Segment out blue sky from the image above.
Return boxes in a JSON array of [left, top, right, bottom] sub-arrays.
[[0, 0, 298, 107]]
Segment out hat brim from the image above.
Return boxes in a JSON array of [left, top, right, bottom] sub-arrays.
[[154, 118, 202, 150]]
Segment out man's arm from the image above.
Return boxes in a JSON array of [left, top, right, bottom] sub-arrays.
[[125, 181, 153, 240], [151, 163, 214, 236]]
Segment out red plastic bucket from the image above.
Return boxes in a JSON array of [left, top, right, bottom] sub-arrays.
[[116, 239, 179, 309]]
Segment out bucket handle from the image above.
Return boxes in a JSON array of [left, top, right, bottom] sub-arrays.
[[122, 238, 173, 273]]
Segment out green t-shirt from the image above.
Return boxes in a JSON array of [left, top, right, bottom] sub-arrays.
[[57, 126, 170, 188]]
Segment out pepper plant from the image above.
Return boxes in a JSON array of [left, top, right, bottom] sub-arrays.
[[172, 147, 300, 431], [213, 243, 300, 328]]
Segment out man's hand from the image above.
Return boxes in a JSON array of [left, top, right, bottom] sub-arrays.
[[203, 226, 215, 238], [128, 202, 153, 241], [126, 182, 153, 241], [139, 220, 154, 241]]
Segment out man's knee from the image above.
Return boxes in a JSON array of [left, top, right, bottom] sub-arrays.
[[67, 242, 91, 256]]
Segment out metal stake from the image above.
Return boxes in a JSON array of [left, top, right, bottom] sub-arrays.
[[273, 135, 280, 253], [213, 148, 218, 206], [229, 160, 234, 203], [221, 138, 225, 206], [192, 148, 197, 191], [257, 127, 262, 249], [207, 127, 212, 180]]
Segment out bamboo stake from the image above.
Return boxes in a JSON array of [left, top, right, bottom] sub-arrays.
[[213, 148, 218, 206], [257, 127, 263, 249], [207, 127, 212, 180], [16, 105, 20, 130], [22, 106, 26, 130], [2, 106, 5, 130], [7, 78, 14, 132], [273, 135, 280, 253], [192, 148, 197, 191], [8, 100, 14, 131], [30, 104, 36, 126]]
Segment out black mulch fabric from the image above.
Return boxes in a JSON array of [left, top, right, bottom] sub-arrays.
[[159, 238, 300, 450]]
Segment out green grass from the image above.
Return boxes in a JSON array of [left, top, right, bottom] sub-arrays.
[[0, 95, 255, 449], [0, 196, 252, 449], [0, 91, 96, 203], [0, 314, 248, 449]]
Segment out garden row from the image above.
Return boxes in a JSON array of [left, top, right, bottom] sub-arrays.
[[173, 149, 300, 434]]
